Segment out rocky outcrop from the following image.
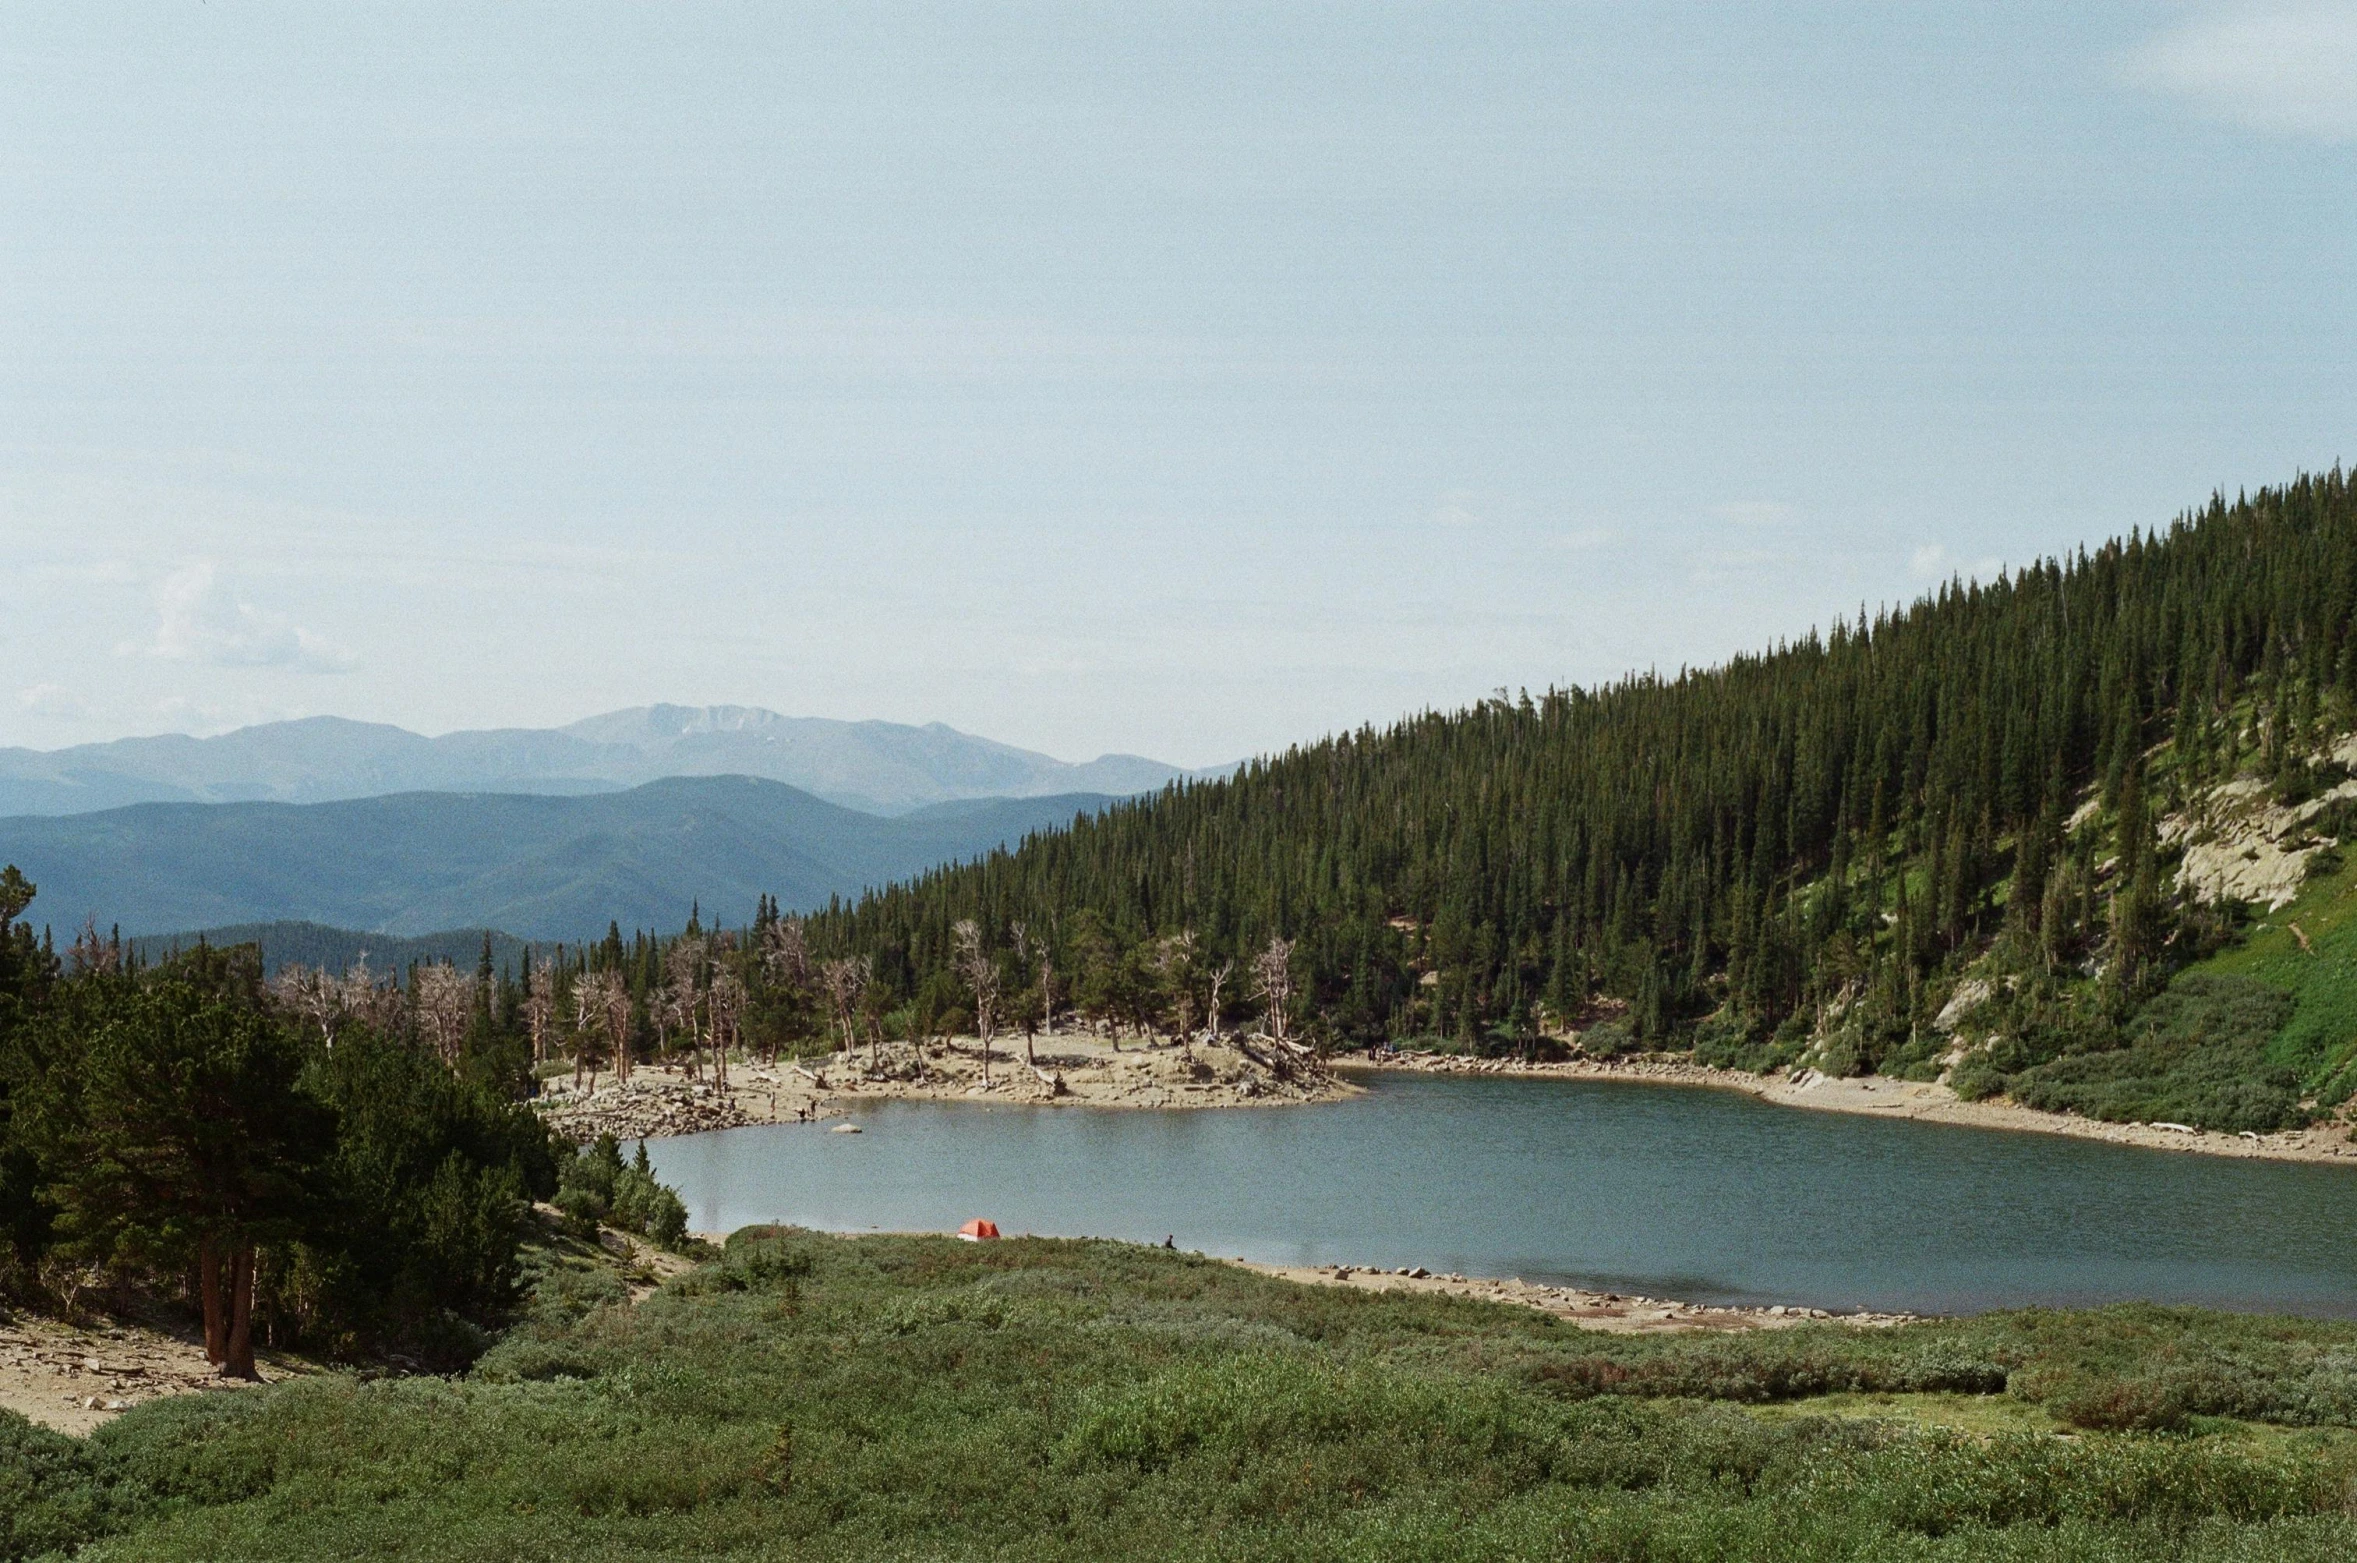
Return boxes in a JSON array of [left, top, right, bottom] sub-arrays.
[[2163, 764, 2355, 912], [536, 1075, 761, 1142]]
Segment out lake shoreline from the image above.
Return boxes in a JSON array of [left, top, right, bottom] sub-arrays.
[[542, 1034, 1358, 1143], [1333, 1054, 2357, 1167], [677, 1224, 1925, 1336], [1227, 1257, 1919, 1334]]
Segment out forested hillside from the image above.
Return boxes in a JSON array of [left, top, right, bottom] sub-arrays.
[[802, 472, 2357, 1131]]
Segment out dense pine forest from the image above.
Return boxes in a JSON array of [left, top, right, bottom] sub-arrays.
[[792, 472, 2357, 1130], [0, 883, 687, 1371]]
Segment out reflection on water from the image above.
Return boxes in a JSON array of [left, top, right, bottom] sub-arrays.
[[644, 1072, 2357, 1316]]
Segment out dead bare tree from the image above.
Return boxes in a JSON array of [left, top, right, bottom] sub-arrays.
[[819, 956, 868, 1058], [335, 955, 403, 1036], [707, 968, 744, 1092], [69, 916, 119, 976], [570, 969, 626, 1092], [1205, 959, 1232, 1046], [1250, 935, 1296, 1047], [952, 919, 1000, 1086], [760, 914, 812, 1065], [592, 969, 633, 1083], [1009, 921, 1039, 1065], [415, 961, 474, 1068], [665, 935, 708, 1079], [651, 976, 687, 1068], [524, 961, 556, 1066], [270, 962, 345, 1045], [1038, 948, 1057, 1038], [1157, 931, 1200, 1058], [761, 915, 810, 988]]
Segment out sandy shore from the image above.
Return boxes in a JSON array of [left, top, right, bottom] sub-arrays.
[[1336, 1053, 2357, 1166], [1233, 1258, 1916, 1335], [539, 1033, 1358, 1143]]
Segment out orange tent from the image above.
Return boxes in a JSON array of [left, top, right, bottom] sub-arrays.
[[957, 1219, 1001, 1241]]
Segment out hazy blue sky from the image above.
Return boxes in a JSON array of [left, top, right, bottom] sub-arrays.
[[4, 3, 2353, 765]]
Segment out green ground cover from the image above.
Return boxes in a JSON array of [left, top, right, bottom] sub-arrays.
[[13, 1233, 2357, 1562], [2191, 849, 2357, 1103]]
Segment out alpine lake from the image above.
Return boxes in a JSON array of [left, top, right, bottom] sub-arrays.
[[643, 1070, 2357, 1318]]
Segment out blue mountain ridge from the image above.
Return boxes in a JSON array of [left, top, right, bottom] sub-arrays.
[[0, 775, 1116, 942]]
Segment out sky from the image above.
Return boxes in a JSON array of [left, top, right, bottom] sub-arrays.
[[3, 3, 2354, 768]]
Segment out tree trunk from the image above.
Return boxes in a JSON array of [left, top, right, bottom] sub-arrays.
[[220, 1243, 259, 1380], [199, 1235, 228, 1365]]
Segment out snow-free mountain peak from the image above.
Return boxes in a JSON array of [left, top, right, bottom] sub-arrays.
[[0, 708, 1229, 818]]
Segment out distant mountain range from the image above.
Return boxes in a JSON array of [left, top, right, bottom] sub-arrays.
[[0, 705, 1223, 818], [1, 776, 1115, 940]]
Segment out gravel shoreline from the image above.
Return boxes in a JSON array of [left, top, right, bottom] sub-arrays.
[[1232, 1258, 1919, 1334]]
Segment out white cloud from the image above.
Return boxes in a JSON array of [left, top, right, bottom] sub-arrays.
[[123, 561, 357, 674], [1709, 500, 1798, 527], [2126, 4, 2357, 142], [1432, 493, 1481, 528], [15, 683, 89, 719]]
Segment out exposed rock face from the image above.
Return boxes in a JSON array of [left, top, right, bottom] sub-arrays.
[[1932, 978, 1993, 1034], [2163, 765, 2355, 912]]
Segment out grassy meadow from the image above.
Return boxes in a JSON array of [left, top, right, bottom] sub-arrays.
[[11, 1230, 2357, 1561]]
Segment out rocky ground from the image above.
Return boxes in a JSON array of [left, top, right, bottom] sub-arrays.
[[1338, 1053, 2357, 1165], [537, 1032, 1358, 1144], [1235, 1259, 1916, 1334], [2, 1210, 689, 1437], [0, 1308, 303, 1437]]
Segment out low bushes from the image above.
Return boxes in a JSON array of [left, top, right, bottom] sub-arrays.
[[16, 1238, 2357, 1560], [1990, 975, 2309, 1132]]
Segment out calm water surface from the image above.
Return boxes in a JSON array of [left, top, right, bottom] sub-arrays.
[[644, 1073, 2357, 1317]]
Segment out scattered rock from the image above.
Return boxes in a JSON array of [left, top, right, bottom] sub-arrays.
[[536, 1074, 762, 1143]]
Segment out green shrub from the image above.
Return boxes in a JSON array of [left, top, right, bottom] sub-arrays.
[[0, 1408, 115, 1562], [555, 1137, 689, 1249], [610, 1163, 688, 1248], [1949, 1048, 2008, 1100], [87, 1390, 280, 1509], [2005, 974, 2305, 1131]]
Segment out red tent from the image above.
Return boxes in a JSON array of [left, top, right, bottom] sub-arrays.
[[957, 1219, 1001, 1241]]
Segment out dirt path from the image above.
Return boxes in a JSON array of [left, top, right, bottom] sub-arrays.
[[1236, 1259, 1915, 1334], [0, 1311, 295, 1437], [540, 1034, 1358, 1143], [1336, 1054, 2357, 1166]]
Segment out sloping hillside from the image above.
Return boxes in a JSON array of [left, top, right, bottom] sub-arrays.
[[0, 778, 1110, 940], [803, 472, 2357, 1132]]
